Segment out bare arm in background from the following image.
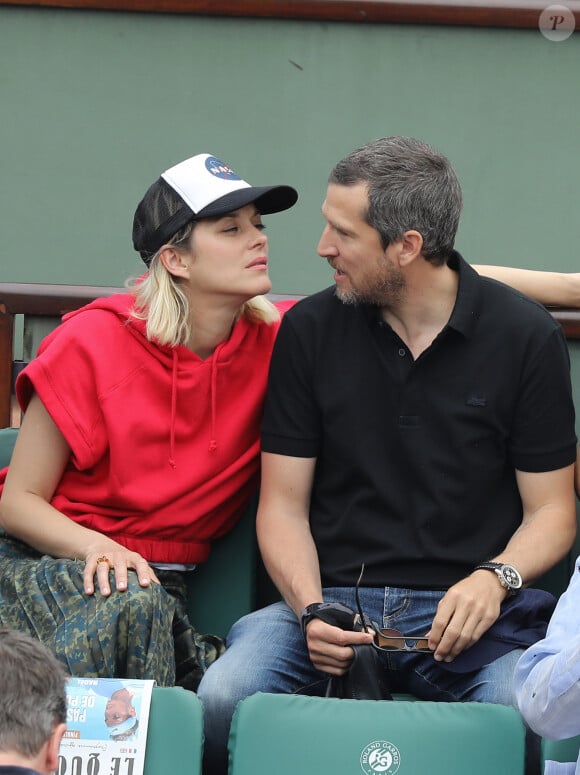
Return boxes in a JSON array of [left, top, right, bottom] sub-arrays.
[[474, 265, 580, 307]]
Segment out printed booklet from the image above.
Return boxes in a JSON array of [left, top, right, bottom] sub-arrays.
[[59, 677, 154, 775]]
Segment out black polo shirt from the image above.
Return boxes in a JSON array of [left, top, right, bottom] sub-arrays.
[[261, 253, 577, 589]]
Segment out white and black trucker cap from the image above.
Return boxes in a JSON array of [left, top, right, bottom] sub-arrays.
[[132, 153, 298, 264]]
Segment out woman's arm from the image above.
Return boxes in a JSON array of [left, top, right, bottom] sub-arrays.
[[0, 392, 158, 595], [474, 266, 580, 308]]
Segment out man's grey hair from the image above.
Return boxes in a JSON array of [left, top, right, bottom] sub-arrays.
[[0, 628, 68, 757], [329, 136, 463, 265]]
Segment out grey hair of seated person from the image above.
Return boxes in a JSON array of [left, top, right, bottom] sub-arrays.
[[328, 135, 463, 266], [0, 628, 68, 757]]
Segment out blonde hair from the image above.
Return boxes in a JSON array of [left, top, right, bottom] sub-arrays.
[[130, 243, 280, 348]]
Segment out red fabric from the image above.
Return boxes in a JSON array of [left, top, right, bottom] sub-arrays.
[[0, 295, 295, 563]]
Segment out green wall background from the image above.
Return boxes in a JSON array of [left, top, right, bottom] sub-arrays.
[[0, 6, 578, 291]]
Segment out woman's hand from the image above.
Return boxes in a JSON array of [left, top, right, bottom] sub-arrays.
[[83, 545, 160, 596], [0, 394, 161, 597]]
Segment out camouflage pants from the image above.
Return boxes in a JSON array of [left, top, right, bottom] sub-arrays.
[[0, 534, 224, 690]]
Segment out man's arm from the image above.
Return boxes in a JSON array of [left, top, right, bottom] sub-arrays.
[[428, 464, 577, 663], [256, 451, 372, 676], [257, 452, 320, 613], [473, 265, 580, 307], [467, 267, 580, 499]]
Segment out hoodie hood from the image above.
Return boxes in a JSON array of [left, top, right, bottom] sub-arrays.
[[60, 292, 238, 461], [63, 293, 183, 465]]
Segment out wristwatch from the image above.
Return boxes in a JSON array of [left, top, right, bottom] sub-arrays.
[[299, 601, 357, 638], [300, 603, 325, 638], [474, 562, 523, 595]]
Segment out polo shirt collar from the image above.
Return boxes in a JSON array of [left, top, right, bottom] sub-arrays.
[[361, 249, 482, 339], [445, 250, 481, 340]]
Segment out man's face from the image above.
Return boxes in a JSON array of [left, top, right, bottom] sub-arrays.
[[104, 697, 136, 728], [317, 182, 405, 307]]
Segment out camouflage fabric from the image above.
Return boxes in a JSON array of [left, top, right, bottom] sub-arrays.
[[0, 534, 224, 690], [157, 569, 226, 691]]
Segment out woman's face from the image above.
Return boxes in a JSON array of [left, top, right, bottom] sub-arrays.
[[182, 203, 272, 302]]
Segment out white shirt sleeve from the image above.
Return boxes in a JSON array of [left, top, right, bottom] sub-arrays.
[[514, 556, 580, 741]]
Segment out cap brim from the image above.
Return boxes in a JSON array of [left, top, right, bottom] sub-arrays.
[[196, 185, 298, 219], [133, 178, 298, 264]]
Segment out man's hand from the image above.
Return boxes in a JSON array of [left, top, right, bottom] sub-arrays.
[[304, 618, 373, 675], [426, 571, 508, 662]]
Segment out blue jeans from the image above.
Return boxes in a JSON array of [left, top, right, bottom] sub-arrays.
[[197, 586, 523, 775]]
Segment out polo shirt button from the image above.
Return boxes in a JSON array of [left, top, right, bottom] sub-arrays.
[[398, 348, 406, 357]]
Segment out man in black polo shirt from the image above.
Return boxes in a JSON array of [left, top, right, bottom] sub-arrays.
[[197, 136, 577, 775]]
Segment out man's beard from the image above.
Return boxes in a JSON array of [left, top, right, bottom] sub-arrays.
[[335, 264, 406, 307]]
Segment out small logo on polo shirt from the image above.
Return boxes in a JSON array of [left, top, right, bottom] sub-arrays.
[[205, 156, 241, 180], [466, 394, 486, 407], [360, 740, 401, 775]]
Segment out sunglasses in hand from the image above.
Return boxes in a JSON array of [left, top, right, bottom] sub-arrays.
[[354, 564, 432, 653]]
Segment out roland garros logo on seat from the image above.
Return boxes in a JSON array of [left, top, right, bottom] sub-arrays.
[[360, 740, 401, 775]]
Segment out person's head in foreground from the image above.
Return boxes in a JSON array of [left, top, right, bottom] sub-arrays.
[[0, 627, 68, 775], [131, 153, 298, 347]]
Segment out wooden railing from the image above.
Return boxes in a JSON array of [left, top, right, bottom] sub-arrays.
[[1, 0, 579, 29], [2, 281, 580, 428]]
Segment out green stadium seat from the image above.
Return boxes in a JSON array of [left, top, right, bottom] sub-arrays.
[[0, 426, 18, 468], [228, 693, 526, 775], [542, 735, 580, 773], [186, 494, 259, 637], [144, 687, 203, 775]]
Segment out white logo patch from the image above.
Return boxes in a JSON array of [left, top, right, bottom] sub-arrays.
[[360, 740, 401, 775]]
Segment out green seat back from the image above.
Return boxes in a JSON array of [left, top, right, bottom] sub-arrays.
[[542, 735, 580, 768], [228, 694, 526, 775], [186, 495, 259, 637], [0, 426, 18, 469], [145, 687, 202, 775]]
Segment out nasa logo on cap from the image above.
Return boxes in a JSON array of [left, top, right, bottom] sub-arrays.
[[205, 156, 242, 181]]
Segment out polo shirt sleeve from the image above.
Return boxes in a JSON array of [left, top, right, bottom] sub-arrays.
[[514, 557, 580, 739], [261, 314, 321, 458], [510, 326, 577, 472], [16, 317, 108, 470]]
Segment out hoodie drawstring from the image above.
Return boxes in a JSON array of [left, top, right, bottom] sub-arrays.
[[169, 342, 222, 463], [168, 350, 178, 468], [208, 346, 221, 453]]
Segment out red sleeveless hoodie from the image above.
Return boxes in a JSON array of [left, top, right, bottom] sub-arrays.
[[0, 294, 294, 564]]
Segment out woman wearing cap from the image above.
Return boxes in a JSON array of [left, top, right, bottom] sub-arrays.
[[0, 153, 297, 687]]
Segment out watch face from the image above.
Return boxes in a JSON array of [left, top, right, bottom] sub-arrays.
[[501, 564, 522, 589]]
